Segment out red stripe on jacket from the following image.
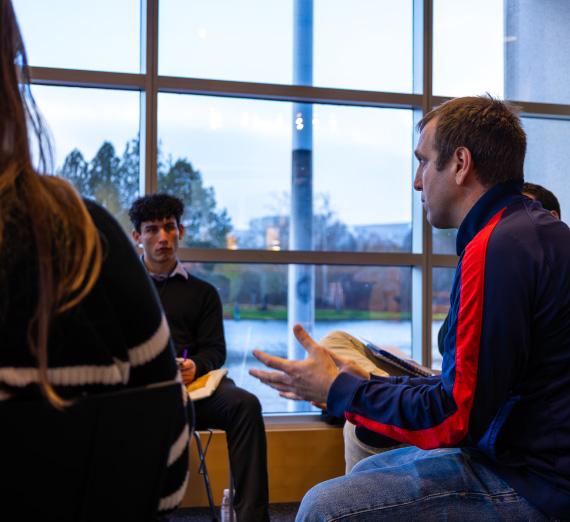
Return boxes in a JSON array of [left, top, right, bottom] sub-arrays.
[[346, 208, 506, 449]]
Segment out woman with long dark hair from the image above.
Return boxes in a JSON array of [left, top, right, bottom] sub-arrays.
[[0, 0, 190, 515]]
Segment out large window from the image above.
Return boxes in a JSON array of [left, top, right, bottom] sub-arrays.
[[16, 0, 570, 415]]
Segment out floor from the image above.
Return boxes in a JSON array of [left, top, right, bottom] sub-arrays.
[[169, 502, 301, 521]]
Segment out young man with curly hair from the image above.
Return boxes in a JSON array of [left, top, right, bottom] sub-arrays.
[[129, 194, 270, 522]]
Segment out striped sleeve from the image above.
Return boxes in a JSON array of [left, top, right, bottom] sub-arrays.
[[90, 201, 191, 513]]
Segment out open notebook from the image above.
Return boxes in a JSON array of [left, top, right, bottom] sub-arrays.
[[362, 339, 441, 378], [186, 369, 228, 401]]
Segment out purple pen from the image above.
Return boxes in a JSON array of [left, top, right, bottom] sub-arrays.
[[178, 349, 188, 368]]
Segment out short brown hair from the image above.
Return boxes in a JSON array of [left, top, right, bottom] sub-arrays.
[[417, 95, 526, 187]]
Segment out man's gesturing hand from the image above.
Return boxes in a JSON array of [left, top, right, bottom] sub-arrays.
[[249, 324, 340, 404]]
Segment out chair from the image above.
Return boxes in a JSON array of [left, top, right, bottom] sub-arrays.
[[193, 429, 235, 522], [0, 380, 191, 522]]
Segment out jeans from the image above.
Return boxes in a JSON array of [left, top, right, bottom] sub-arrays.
[[296, 446, 552, 522], [343, 421, 407, 474]]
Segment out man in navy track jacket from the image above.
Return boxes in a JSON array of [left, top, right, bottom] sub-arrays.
[[250, 95, 570, 521]]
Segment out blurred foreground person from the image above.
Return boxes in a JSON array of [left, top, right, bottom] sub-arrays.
[[0, 0, 191, 517]]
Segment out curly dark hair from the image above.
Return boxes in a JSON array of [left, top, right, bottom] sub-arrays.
[[128, 193, 184, 233], [417, 94, 527, 188]]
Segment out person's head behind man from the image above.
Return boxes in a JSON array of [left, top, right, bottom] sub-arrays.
[[523, 182, 561, 220], [414, 95, 527, 230], [129, 193, 185, 274]]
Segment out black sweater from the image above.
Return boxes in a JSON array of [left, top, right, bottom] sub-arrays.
[[152, 271, 226, 379], [0, 200, 190, 513]]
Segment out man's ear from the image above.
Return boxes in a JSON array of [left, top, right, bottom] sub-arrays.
[[178, 224, 185, 241], [551, 210, 560, 220], [132, 229, 141, 244], [454, 146, 474, 186]]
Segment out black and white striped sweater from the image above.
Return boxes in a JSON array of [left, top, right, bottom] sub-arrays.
[[0, 199, 190, 513]]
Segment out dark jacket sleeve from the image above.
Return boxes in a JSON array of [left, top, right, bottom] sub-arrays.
[[326, 207, 528, 451]]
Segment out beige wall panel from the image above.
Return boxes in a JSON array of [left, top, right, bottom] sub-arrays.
[[180, 424, 345, 508]]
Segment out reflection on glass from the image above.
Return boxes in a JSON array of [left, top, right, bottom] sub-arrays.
[[181, 262, 412, 414], [433, 0, 504, 98], [522, 117, 569, 226], [159, 0, 413, 92], [158, 93, 413, 252], [13, 0, 140, 73], [432, 266, 455, 371], [30, 86, 141, 233]]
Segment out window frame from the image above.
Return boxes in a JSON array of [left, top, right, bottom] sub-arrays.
[[28, 0, 570, 412]]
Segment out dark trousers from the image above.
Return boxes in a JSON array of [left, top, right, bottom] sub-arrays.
[[194, 376, 270, 522]]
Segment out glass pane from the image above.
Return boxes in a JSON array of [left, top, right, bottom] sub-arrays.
[[314, 0, 413, 93], [158, 94, 414, 251], [159, 0, 413, 93], [432, 266, 455, 371], [433, 0, 504, 98], [523, 117, 569, 225], [432, 228, 457, 255], [13, 0, 140, 73], [31, 86, 141, 233], [505, 1, 570, 104], [181, 261, 412, 414]]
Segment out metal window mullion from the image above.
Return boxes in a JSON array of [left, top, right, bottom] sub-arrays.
[[421, 0, 435, 367], [27, 66, 570, 122], [422, 0, 434, 114], [156, 76, 423, 109], [175, 248, 424, 267], [140, 0, 159, 196], [27, 67, 145, 90], [410, 0, 435, 367]]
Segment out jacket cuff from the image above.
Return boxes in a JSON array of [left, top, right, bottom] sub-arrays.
[[326, 371, 365, 419]]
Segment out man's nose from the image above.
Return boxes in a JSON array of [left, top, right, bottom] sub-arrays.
[[158, 228, 169, 241], [413, 167, 422, 192]]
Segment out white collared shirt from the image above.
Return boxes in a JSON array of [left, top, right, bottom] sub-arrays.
[[141, 256, 189, 281]]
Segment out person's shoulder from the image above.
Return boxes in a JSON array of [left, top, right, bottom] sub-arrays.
[[488, 200, 570, 265], [502, 198, 569, 239], [184, 271, 219, 294], [83, 198, 122, 233], [82, 199, 139, 261], [83, 198, 107, 220]]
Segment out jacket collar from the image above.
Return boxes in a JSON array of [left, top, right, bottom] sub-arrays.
[[456, 178, 524, 255]]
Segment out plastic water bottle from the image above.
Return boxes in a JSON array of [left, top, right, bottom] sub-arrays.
[[221, 488, 236, 522]]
